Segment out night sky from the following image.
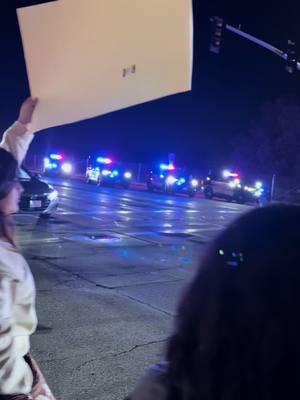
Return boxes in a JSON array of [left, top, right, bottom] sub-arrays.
[[1, 1, 300, 170]]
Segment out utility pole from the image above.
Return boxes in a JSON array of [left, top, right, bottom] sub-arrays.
[[271, 174, 276, 202], [86, 155, 90, 171]]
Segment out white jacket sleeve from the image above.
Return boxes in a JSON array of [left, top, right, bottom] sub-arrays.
[[0, 122, 34, 166], [0, 276, 33, 394]]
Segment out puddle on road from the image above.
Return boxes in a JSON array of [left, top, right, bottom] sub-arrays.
[[66, 233, 122, 244], [189, 238, 208, 245], [86, 234, 119, 241], [159, 232, 194, 239], [159, 231, 214, 246], [62, 231, 152, 247], [45, 219, 71, 225]]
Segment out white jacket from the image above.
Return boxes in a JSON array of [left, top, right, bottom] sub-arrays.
[[0, 122, 37, 395]]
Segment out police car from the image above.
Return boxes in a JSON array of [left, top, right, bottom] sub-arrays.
[[43, 153, 73, 176], [203, 170, 265, 204], [147, 163, 199, 197], [86, 156, 132, 189]]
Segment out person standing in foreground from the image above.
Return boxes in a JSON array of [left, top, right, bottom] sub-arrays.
[[126, 204, 300, 400], [0, 98, 56, 399]]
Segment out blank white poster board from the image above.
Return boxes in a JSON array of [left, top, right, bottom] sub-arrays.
[[17, 0, 193, 132]]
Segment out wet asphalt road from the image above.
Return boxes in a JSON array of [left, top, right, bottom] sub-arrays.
[[15, 178, 250, 400]]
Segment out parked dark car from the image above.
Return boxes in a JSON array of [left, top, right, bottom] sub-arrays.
[[18, 167, 59, 216]]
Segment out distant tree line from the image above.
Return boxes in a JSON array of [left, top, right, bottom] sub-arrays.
[[231, 95, 300, 187]]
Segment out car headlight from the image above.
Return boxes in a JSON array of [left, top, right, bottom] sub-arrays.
[[228, 178, 241, 189], [177, 178, 186, 185], [190, 179, 198, 188], [44, 157, 51, 169], [44, 158, 58, 170], [61, 162, 73, 174], [124, 171, 132, 179], [166, 176, 177, 185], [254, 187, 264, 197], [48, 190, 58, 201], [102, 169, 111, 176]]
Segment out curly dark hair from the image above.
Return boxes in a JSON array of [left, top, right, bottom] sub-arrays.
[[166, 204, 300, 400]]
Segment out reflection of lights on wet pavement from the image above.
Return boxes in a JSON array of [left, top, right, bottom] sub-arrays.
[[118, 210, 132, 214], [184, 229, 199, 234], [153, 209, 175, 213], [61, 181, 71, 187], [117, 249, 129, 258], [166, 200, 176, 205], [179, 257, 192, 265]]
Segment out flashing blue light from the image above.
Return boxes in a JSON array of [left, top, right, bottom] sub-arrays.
[[97, 157, 112, 165], [51, 162, 58, 169], [227, 261, 239, 268], [112, 170, 119, 177], [223, 170, 239, 179], [159, 174, 164, 179], [160, 163, 175, 171], [50, 153, 63, 160]]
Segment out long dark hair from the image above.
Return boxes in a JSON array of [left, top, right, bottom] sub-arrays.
[[0, 212, 15, 247], [166, 205, 300, 400]]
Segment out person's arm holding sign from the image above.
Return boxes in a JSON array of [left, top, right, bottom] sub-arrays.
[[0, 97, 38, 165]]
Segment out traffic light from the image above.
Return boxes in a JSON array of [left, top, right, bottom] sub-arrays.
[[209, 16, 225, 54], [286, 39, 296, 74]]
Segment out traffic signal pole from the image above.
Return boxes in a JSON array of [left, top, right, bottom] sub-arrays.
[[210, 17, 300, 74]]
